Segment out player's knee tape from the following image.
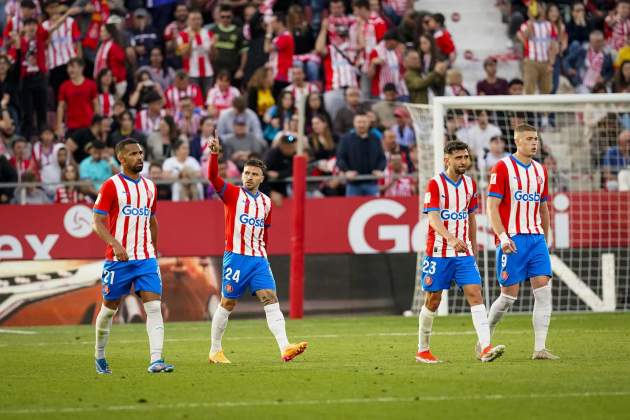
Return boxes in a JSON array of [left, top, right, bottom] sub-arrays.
[[499, 293, 517, 309], [143, 300, 162, 315], [533, 285, 552, 304]]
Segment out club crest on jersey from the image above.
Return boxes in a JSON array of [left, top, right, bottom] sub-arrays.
[[225, 284, 234, 293], [424, 276, 433, 286], [490, 174, 497, 185], [424, 192, 431, 204], [501, 271, 509, 280], [102, 285, 110, 295], [536, 176, 543, 185]]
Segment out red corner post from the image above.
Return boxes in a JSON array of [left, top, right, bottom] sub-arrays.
[[289, 154, 306, 319]]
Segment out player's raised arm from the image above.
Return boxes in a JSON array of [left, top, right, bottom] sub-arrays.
[[207, 131, 226, 190]]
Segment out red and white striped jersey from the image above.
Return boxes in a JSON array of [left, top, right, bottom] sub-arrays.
[[93, 173, 157, 261], [520, 20, 557, 62], [41, 17, 80, 69], [327, 14, 358, 47], [283, 82, 319, 106], [98, 92, 115, 117], [165, 84, 204, 113], [423, 173, 478, 257], [177, 29, 214, 78], [323, 43, 358, 91], [369, 41, 408, 98], [488, 155, 549, 238], [206, 85, 240, 116], [609, 17, 630, 51], [135, 109, 166, 134], [208, 152, 272, 257], [269, 31, 294, 82], [361, 12, 388, 71]]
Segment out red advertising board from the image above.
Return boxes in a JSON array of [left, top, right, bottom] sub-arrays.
[[0, 193, 628, 260]]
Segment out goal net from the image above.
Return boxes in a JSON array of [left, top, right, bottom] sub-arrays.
[[406, 94, 630, 315]]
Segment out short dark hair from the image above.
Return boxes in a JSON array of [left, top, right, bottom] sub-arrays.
[[444, 140, 469, 155], [244, 158, 267, 172], [383, 29, 400, 42], [11, 137, 27, 148], [23, 17, 37, 25], [353, 0, 370, 9], [508, 78, 524, 88], [216, 69, 231, 81], [91, 114, 104, 126], [432, 13, 445, 26], [21, 1, 37, 9], [274, 12, 286, 25], [172, 139, 187, 152], [175, 69, 188, 79], [67, 57, 85, 67], [232, 96, 247, 112], [92, 141, 106, 150], [514, 123, 537, 134], [383, 83, 397, 93], [115, 138, 140, 156], [219, 4, 232, 13]]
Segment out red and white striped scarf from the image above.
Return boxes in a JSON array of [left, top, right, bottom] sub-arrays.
[[93, 39, 112, 79], [584, 47, 604, 89]]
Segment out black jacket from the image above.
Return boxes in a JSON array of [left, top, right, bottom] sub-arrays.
[[336, 131, 386, 184]]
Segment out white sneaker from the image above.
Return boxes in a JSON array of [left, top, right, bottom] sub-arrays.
[[480, 345, 506, 363], [532, 349, 560, 360]]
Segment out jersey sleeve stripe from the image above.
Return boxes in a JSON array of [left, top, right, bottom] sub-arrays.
[[488, 192, 503, 199], [93, 208, 107, 215], [423, 207, 440, 213]]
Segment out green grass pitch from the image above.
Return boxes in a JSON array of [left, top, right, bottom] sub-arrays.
[[1, 313, 629, 419]]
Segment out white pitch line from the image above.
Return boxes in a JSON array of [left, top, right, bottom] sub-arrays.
[[0, 328, 37, 335], [0, 328, 619, 348], [2, 391, 629, 415]]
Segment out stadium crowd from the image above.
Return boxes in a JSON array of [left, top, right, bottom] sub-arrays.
[[0, 0, 629, 205]]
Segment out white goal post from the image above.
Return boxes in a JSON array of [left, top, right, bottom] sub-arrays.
[[407, 93, 630, 315]]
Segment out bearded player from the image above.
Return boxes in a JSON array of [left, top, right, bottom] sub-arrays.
[[92, 138, 174, 374], [417, 141, 505, 364], [206, 133, 307, 364], [486, 123, 559, 360]]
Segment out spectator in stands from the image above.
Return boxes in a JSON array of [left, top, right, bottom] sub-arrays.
[[1, 0, 38, 50], [243, 8, 268, 84], [334, 87, 365, 137], [163, 3, 189, 66], [265, 12, 295, 98], [79, 141, 115, 194], [148, 162, 172, 201], [404, 49, 447, 104], [217, 96, 263, 140], [135, 90, 165, 137], [566, 2, 593, 47], [247, 67, 276, 119], [379, 150, 416, 197], [563, 30, 613, 93], [381, 128, 399, 161], [308, 114, 338, 162], [108, 110, 146, 151], [176, 9, 215, 96], [54, 163, 91, 204], [56, 58, 98, 138], [12, 171, 50, 204], [222, 114, 268, 171], [96, 69, 116, 118], [444, 68, 470, 96], [508, 78, 524, 95], [0, 154, 17, 204], [547, 4, 567, 93], [94, 23, 127, 97], [140, 47, 176, 93], [67, 115, 109, 164], [287, 4, 319, 83], [265, 133, 298, 201], [397, 9, 421, 47], [354, 0, 388, 98], [162, 140, 203, 201], [543, 154, 570, 193], [31, 128, 61, 196], [518, 3, 558, 95], [263, 91, 297, 142], [147, 115, 179, 162], [8, 137, 32, 182], [477, 57, 509, 95], [190, 116, 214, 162], [602, 130, 630, 190], [336, 112, 386, 197], [304, 92, 333, 135], [372, 83, 398, 129], [368, 30, 408, 99], [7, 17, 46, 142], [129, 69, 165, 110], [165, 70, 204, 115], [0, 55, 19, 127], [284, 65, 319, 108], [612, 60, 630, 92], [208, 4, 248, 82], [605, 0, 630, 52], [391, 106, 415, 152], [206, 70, 241, 119], [42, 1, 81, 102], [428, 12, 456, 63], [478, 135, 510, 173], [458, 109, 503, 162], [175, 96, 203, 139]]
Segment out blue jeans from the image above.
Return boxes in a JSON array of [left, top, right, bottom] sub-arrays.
[[346, 182, 379, 197]]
